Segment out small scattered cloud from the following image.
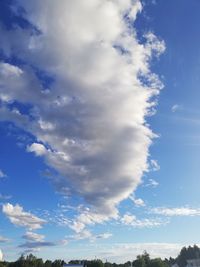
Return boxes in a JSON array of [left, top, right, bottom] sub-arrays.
[[129, 195, 145, 207], [151, 207, 200, 216], [67, 208, 116, 233], [2, 203, 46, 230], [71, 229, 112, 242], [150, 159, 160, 171], [171, 104, 181, 113], [145, 178, 159, 188], [64, 229, 112, 245]]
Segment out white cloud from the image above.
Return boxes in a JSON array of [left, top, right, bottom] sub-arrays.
[[27, 143, 47, 156], [129, 195, 145, 207], [145, 178, 159, 188], [171, 104, 181, 113], [121, 213, 167, 228], [151, 207, 200, 216], [69, 208, 114, 233], [150, 159, 160, 171], [22, 231, 45, 242], [2, 203, 46, 230], [0, 0, 165, 224]]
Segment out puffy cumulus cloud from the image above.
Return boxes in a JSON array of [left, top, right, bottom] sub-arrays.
[[22, 231, 45, 242], [27, 143, 47, 156], [121, 213, 167, 228], [129, 195, 145, 207], [151, 207, 200, 216], [69, 208, 112, 233], [2, 203, 46, 230], [0, 0, 165, 225]]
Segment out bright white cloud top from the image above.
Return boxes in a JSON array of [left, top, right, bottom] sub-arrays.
[[0, 0, 165, 230]]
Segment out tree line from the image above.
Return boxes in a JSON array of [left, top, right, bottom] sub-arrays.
[[1, 245, 200, 267]]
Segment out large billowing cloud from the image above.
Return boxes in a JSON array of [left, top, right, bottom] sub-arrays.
[[0, 0, 165, 225]]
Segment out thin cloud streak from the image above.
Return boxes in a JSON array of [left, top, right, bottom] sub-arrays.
[[151, 207, 200, 216]]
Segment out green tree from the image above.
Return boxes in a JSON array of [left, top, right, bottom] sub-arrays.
[[149, 259, 168, 267], [87, 260, 104, 267], [52, 260, 63, 267], [0, 262, 6, 267], [44, 260, 52, 267], [133, 252, 150, 267]]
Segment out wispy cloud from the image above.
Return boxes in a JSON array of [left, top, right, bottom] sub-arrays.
[[150, 159, 160, 171], [151, 207, 200, 216], [171, 104, 182, 113], [0, 193, 12, 200], [2, 203, 46, 230], [67, 229, 112, 243], [145, 178, 159, 188], [121, 213, 167, 228]]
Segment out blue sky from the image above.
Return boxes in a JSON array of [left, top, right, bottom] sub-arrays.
[[1, 0, 200, 263]]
